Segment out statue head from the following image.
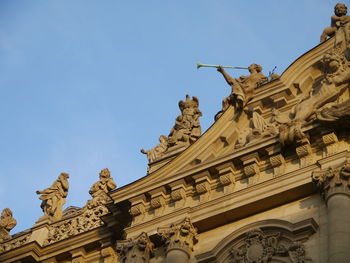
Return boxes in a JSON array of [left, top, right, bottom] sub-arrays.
[[59, 172, 69, 181], [335, 3, 347, 17], [1, 208, 12, 219], [248, 64, 263, 73], [99, 168, 111, 181]]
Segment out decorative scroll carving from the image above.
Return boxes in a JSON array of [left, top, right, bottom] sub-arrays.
[[0, 208, 17, 242], [216, 64, 268, 119], [312, 159, 350, 200], [116, 232, 154, 263], [44, 205, 109, 245], [230, 228, 310, 263], [86, 168, 116, 209], [36, 173, 70, 222], [236, 111, 277, 148], [320, 3, 350, 43], [141, 95, 202, 163], [158, 217, 198, 256], [168, 95, 202, 147], [0, 232, 30, 253]]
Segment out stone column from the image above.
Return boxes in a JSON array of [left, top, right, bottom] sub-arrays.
[[312, 160, 350, 263], [158, 217, 198, 263]]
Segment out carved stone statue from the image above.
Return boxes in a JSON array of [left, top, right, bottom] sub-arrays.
[[141, 95, 202, 163], [216, 64, 267, 118], [116, 232, 154, 263], [36, 173, 69, 222], [320, 3, 350, 43], [236, 111, 277, 148], [141, 135, 168, 163], [0, 208, 17, 242], [168, 95, 202, 147], [86, 168, 116, 209]]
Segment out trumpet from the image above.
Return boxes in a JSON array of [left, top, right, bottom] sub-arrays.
[[196, 62, 248, 70]]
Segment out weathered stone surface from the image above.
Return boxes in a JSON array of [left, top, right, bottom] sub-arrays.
[[0, 209, 16, 242], [36, 173, 70, 223], [116, 232, 154, 263]]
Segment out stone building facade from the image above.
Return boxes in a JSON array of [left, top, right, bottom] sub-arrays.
[[2, 3, 350, 263]]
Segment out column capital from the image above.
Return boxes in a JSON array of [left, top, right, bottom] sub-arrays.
[[312, 159, 350, 201], [116, 232, 154, 263], [158, 217, 198, 257]]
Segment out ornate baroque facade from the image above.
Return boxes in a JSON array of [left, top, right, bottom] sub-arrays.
[[2, 3, 350, 263]]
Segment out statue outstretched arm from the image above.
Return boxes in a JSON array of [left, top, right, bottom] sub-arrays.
[[217, 66, 235, 86]]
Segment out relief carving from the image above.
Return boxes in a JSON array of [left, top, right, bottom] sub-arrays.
[[36, 173, 69, 222], [116, 232, 154, 263], [0, 208, 17, 242], [236, 111, 277, 148], [158, 217, 198, 256], [230, 229, 310, 263], [0, 233, 30, 253], [141, 95, 202, 163]]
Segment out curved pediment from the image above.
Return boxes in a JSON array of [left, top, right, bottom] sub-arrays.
[[111, 38, 336, 202]]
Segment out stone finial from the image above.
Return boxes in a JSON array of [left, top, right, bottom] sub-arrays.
[[320, 3, 350, 42], [0, 208, 17, 242], [116, 232, 154, 263], [158, 217, 198, 256], [312, 159, 350, 200], [86, 168, 117, 209], [36, 173, 70, 222]]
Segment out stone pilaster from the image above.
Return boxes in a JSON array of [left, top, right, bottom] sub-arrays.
[[116, 232, 154, 263], [158, 217, 198, 263], [312, 159, 350, 263]]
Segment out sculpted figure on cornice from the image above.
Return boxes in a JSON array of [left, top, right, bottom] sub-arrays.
[[86, 168, 116, 209], [168, 95, 202, 147], [141, 95, 202, 163], [116, 232, 154, 263], [216, 64, 268, 119], [158, 217, 198, 256], [0, 208, 16, 242], [36, 173, 69, 222], [141, 135, 168, 163], [230, 228, 310, 263], [320, 3, 350, 43]]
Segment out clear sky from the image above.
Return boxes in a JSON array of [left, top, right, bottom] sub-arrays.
[[0, 1, 343, 233]]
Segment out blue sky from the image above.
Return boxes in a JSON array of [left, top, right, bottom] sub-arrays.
[[0, 1, 342, 232]]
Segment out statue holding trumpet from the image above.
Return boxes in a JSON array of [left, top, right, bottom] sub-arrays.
[[197, 62, 268, 119]]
